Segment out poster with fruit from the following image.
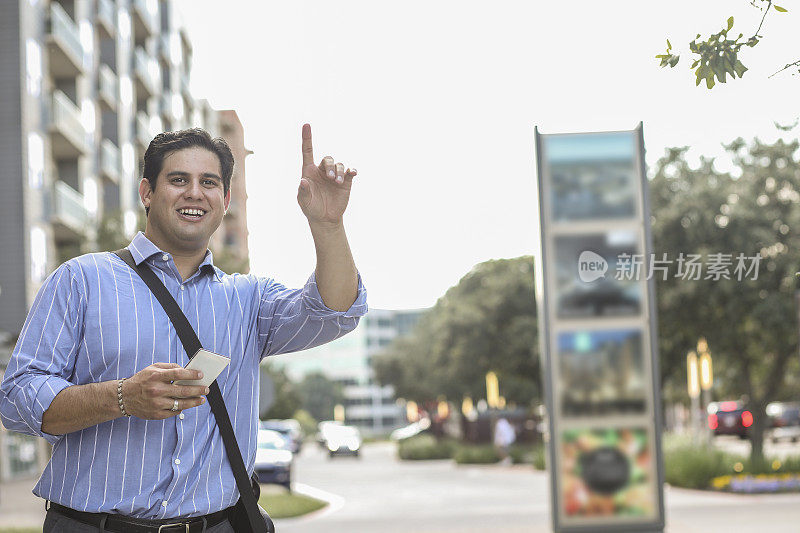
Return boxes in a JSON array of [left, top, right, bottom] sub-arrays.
[[560, 427, 656, 522]]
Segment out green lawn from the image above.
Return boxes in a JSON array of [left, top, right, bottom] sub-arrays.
[[259, 485, 328, 519]]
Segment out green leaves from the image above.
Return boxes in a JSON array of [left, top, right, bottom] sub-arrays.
[[774, 5, 788, 13], [656, 39, 681, 68]]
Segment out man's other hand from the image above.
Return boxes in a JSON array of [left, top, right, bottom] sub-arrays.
[[123, 362, 209, 419], [297, 123, 358, 226]]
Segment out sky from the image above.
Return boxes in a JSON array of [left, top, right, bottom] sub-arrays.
[[176, 0, 799, 310]]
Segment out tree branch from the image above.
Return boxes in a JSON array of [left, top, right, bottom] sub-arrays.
[[754, 0, 773, 37], [769, 58, 800, 78]]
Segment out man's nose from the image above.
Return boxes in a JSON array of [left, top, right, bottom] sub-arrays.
[[184, 179, 203, 198]]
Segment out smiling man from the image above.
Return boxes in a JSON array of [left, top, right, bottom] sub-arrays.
[[0, 126, 367, 532]]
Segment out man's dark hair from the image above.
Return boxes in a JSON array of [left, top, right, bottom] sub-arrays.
[[141, 128, 234, 215]]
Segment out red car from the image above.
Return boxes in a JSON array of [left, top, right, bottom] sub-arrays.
[[708, 401, 752, 439]]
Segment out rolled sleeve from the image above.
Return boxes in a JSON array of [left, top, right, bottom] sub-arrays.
[[257, 272, 368, 358], [301, 272, 369, 319], [0, 263, 83, 443]]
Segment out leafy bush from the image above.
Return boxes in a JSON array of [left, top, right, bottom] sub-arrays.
[[663, 442, 735, 489], [454, 444, 500, 464], [507, 443, 546, 469], [397, 434, 455, 460]]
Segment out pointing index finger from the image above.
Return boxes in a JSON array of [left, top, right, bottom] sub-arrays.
[[302, 123, 314, 166]]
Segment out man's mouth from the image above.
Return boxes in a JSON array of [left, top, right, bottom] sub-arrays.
[[177, 208, 207, 220]]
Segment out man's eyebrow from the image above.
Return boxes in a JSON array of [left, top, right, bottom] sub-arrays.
[[165, 171, 222, 180]]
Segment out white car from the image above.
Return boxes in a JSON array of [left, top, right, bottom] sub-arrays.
[[323, 424, 362, 457], [254, 429, 293, 490]]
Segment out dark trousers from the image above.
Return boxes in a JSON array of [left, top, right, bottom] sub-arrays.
[[44, 510, 236, 533]]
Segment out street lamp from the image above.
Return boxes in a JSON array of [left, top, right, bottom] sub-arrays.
[[698, 338, 713, 442], [486, 371, 499, 409], [687, 351, 700, 441]]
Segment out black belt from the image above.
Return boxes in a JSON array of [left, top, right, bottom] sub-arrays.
[[47, 501, 231, 533]]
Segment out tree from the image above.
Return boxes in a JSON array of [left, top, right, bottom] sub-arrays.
[[649, 137, 800, 461], [374, 257, 540, 409], [295, 372, 344, 422], [260, 363, 301, 420], [656, 1, 793, 88]]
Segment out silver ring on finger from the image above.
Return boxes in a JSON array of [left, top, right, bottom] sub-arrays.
[[171, 399, 179, 412]]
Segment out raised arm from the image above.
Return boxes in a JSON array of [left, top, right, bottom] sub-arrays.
[[296, 123, 359, 311]]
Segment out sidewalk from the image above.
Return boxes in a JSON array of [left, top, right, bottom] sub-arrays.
[[0, 475, 45, 528]]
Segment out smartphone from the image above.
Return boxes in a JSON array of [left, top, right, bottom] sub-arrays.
[[174, 349, 230, 387]]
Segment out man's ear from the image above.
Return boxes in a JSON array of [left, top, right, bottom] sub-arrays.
[[224, 187, 231, 212], [139, 178, 153, 209]]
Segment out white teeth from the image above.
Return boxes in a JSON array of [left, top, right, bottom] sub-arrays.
[[179, 208, 205, 216]]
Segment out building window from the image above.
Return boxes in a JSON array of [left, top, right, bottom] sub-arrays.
[[27, 133, 44, 188], [30, 226, 47, 283], [25, 39, 42, 97]]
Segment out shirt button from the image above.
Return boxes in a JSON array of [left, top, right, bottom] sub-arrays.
[[174, 458, 181, 465], [179, 412, 185, 420], [180, 285, 185, 291], [162, 501, 168, 507], [162, 254, 169, 261]]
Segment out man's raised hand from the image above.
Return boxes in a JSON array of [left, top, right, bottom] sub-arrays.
[[297, 123, 357, 226]]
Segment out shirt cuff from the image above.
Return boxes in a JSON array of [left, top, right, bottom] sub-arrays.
[[302, 272, 368, 319], [32, 376, 73, 444]]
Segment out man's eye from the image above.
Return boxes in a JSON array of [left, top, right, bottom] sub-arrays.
[[172, 178, 186, 183], [204, 180, 220, 186]]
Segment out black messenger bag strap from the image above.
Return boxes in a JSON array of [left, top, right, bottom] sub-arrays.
[[114, 249, 272, 533]]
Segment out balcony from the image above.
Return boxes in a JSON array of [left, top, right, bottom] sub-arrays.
[[49, 90, 87, 158], [134, 47, 161, 99], [96, 0, 116, 39], [136, 111, 155, 148], [98, 64, 118, 110], [46, 2, 84, 78], [180, 70, 192, 101], [100, 139, 121, 183], [159, 33, 172, 63], [132, 0, 158, 40], [52, 181, 88, 240]]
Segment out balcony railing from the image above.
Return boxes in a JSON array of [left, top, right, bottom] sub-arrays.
[[53, 181, 88, 238], [50, 90, 86, 158], [100, 139, 120, 183], [132, 0, 158, 39], [98, 64, 118, 110], [47, 2, 84, 77], [134, 47, 161, 98], [136, 111, 155, 147], [96, 0, 116, 38]]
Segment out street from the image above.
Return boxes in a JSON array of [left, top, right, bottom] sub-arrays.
[[2, 441, 800, 531], [278, 442, 800, 533]]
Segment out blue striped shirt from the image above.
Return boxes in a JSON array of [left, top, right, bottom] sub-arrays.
[[0, 232, 367, 518]]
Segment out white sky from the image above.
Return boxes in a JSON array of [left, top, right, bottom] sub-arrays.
[[177, 0, 799, 310]]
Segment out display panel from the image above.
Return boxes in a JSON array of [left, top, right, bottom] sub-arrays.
[[558, 329, 646, 417]]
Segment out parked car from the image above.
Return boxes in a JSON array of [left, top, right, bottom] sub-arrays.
[[321, 424, 362, 457], [708, 401, 752, 439], [254, 429, 293, 490], [260, 419, 303, 453], [767, 402, 800, 443]]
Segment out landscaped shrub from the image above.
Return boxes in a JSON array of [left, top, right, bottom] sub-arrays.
[[397, 434, 456, 460], [454, 444, 501, 464]]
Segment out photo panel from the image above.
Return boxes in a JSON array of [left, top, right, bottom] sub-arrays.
[[557, 329, 647, 417], [554, 231, 643, 319], [559, 427, 657, 522], [544, 132, 638, 222]]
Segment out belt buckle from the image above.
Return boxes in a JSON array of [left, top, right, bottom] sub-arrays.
[[158, 524, 189, 533]]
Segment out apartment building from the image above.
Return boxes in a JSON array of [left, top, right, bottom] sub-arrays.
[[271, 308, 425, 436], [0, 0, 250, 481]]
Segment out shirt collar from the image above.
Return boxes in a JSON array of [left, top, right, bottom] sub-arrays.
[[127, 232, 222, 282]]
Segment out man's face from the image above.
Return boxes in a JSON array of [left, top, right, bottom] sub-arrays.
[[139, 146, 230, 252]]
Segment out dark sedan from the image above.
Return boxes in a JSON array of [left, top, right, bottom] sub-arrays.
[[708, 401, 752, 439]]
